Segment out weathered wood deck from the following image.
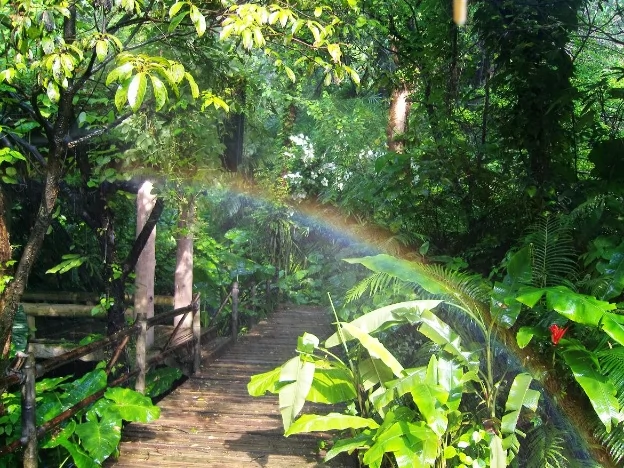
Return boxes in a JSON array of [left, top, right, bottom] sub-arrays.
[[105, 305, 356, 468]]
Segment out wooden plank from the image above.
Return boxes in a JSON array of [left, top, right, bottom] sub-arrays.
[[105, 306, 356, 468]]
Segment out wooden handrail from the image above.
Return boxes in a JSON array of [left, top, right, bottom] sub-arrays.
[[1, 281, 267, 461]]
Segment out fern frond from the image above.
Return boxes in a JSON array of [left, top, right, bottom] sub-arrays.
[[598, 346, 624, 404], [521, 423, 569, 468], [594, 422, 624, 465], [524, 216, 578, 288], [345, 272, 401, 303]]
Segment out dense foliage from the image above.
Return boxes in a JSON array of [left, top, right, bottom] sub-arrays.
[[2, 0, 624, 466]]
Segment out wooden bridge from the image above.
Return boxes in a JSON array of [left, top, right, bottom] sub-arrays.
[[105, 305, 356, 468]]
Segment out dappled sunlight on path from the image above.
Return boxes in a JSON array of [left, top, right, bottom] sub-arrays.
[[105, 305, 355, 468]]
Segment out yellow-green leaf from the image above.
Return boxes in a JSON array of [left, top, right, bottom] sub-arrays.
[[127, 72, 147, 111]]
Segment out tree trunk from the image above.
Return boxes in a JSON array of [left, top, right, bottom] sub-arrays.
[[134, 181, 157, 346], [386, 84, 412, 154], [0, 156, 63, 367], [174, 197, 195, 329], [0, 187, 13, 358]]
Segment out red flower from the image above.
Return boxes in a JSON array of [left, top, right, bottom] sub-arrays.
[[549, 324, 569, 345]]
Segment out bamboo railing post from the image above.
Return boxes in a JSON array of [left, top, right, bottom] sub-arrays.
[[231, 281, 239, 343], [192, 298, 201, 374], [135, 312, 147, 394], [20, 351, 37, 468]]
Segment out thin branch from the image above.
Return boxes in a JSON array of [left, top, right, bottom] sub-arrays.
[[67, 112, 132, 149]]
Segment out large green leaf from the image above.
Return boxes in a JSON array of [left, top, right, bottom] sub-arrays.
[[127, 72, 147, 111], [324, 431, 374, 461], [59, 439, 99, 468], [345, 254, 449, 295], [358, 357, 395, 391], [597, 248, 624, 300], [602, 313, 624, 347], [516, 286, 615, 326], [341, 322, 404, 377], [371, 367, 426, 412], [363, 421, 438, 468], [306, 366, 356, 404], [436, 357, 465, 411], [516, 326, 543, 349], [247, 365, 282, 396], [278, 355, 315, 430], [74, 418, 121, 464], [562, 349, 622, 432], [324, 300, 442, 348], [103, 387, 160, 423], [61, 370, 107, 409], [285, 413, 378, 436], [418, 310, 474, 366], [501, 373, 540, 434], [489, 434, 507, 468]]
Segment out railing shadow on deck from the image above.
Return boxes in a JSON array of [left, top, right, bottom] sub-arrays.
[[0, 279, 252, 467]]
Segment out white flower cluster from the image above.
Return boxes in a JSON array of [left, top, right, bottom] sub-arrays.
[[289, 134, 315, 163]]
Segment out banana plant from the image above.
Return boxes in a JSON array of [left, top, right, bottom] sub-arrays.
[[248, 299, 540, 467]]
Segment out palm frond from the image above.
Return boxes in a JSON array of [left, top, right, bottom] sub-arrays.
[[524, 216, 578, 288]]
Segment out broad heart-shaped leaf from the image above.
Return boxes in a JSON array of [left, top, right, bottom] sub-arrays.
[[341, 322, 404, 378], [306, 366, 356, 404], [278, 355, 315, 431], [61, 369, 107, 410], [59, 439, 99, 468], [103, 387, 160, 423], [501, 373, 540, 434], [41, 419, 76, 448], [325, 431, 374, 462], [602, 313, 624, 347], [74, 418, 121, 464], [491, 281, 523, 328], [516, 286, 615, 326], [285, 413, 379, 436], [345, 254, 449, 295], [127, 72, 147, 111], [516, 326, 543, 349], [248, 365, 282, 396], [363, 421, 438, 468], [562, 349, 622, 432], [325, 300, 442, 348]]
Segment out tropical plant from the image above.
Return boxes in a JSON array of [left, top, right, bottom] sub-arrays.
[[249, 294, 542, 467], [1, 365, 160, 467]]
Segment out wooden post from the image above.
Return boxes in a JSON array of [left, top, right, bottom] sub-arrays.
[[21, 351, 37, 468], [231, 281, 239, 343], [135, 313, 147, 394], [134, 181, 156, 348], [192, 298, 201, 374]]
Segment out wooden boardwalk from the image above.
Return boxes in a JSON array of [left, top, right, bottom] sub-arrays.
[[105, 305, 356, 468]]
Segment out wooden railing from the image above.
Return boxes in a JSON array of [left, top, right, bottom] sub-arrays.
[[0, 277, 275, 466], [0, 293, 207, 466]]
